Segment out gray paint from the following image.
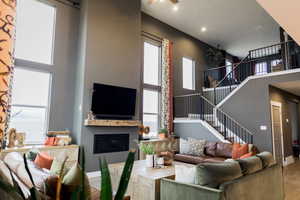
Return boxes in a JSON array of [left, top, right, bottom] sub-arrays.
[[174, 122, 220, 142], [220, 71, 300, 157], [73, 0, 141, 171], [289, 101, 299, 142], [142, 13, 211, 96]]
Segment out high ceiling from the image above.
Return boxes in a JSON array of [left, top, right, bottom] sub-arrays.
[[142, 0, 280, 58]]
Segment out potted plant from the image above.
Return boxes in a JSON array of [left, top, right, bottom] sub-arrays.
[[140, 143, 155, 167], [158, 128, 168, 139]]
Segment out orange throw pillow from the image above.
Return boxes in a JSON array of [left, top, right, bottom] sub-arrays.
[[240, 152, 253, 159], [232, 143, 249, 159], [34, 152, 54, 169]]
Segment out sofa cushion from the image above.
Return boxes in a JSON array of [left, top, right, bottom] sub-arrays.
[[188, 138, 206, 156], [195, 161, 243, 188], [236, 156, 263, 175], [256, 152, 275, 168], [204, 141, 217, 157], [232, 143, 249, 159], [179, 138, 192, 155], [203, 157, 226, 163], [34, 152, 54, 169], [215, 142, 233, 158], [175, 164, 196, 184], [174, 154, 205, 164]]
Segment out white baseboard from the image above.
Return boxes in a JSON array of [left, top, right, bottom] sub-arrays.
[[283, 156, 295, 167]]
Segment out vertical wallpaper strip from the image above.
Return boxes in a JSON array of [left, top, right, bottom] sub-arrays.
[[0, 0, 16, 149], [161, 39, 173, 134]]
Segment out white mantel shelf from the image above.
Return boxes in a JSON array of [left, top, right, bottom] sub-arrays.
[[84, 119, 142, 127]]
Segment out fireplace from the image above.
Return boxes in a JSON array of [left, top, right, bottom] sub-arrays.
[[93, 133, 129, 154]]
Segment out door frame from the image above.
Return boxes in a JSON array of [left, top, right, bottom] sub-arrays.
[[270, 101, 285, 164]]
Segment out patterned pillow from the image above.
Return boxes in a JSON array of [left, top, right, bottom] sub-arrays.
[[179, 138, 191, 154], [188, 138, 206, 156]]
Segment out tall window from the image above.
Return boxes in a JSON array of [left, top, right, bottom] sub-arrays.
[[9, 0, 56, 144], [182, 57, 195, 90], [226, 59, 233, 78], [142, 41, 161, 137]]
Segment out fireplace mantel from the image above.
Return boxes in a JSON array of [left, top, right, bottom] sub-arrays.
[[84, 119, 141, 127]]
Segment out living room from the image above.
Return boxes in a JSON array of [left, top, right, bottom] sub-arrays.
[[0, 0, 299, 199]]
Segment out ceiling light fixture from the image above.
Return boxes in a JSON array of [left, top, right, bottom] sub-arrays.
[[173, 5, 179, 11], [159, 0, 165, 2], [201, 27, 207, 32], [148, 0, 179, 5]]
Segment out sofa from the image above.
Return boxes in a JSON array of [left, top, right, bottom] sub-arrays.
[[0, 152, 100, 200], [174, 141, 258, 164], [161, 152, 284, 200]]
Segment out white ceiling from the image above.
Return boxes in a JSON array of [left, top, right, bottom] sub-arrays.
[[142, 0, 280, 58], [273, 81, 300, 97]]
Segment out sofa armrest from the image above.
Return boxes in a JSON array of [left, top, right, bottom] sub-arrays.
[[160, 178, 224, 200]]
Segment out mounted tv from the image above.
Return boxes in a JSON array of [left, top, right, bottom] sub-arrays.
[[91, 83, 137, 119]]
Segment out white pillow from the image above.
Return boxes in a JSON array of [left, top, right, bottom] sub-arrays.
[[179, 138, 191, 154], [175, 164, 196, 184]]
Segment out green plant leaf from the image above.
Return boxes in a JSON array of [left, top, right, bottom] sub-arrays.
[[80, 147, 86, 200], [23, 154, 35, 187], [0, 177, 23, 199], [29, 187, 39, 200], [114, 150, 136, 200], [99, 158, 113, 200]]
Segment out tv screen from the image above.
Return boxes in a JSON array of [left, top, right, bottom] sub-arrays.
[[91, 83, 137, 119]]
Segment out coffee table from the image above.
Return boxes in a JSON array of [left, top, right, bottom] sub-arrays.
[[87, 160, 194, 200]]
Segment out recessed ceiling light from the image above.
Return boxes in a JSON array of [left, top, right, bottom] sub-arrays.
[[159, 0, 165, 2], [173, 5, 179, 11], [201, 27, 207, 32]]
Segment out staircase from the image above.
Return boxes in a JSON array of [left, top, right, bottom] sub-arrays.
[[204, 40, 300, 105], [173, 93, 254, 144], [174, 40, 300, 144]]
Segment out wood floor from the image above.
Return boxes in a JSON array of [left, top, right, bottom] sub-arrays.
[[284, 158, 300, 200]]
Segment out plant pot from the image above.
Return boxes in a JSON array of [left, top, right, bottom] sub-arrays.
[[159, 133, 166, 139], [146, 155, 156, 167]]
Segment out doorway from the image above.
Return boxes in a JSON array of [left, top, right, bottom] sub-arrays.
[[271, 101, 285, 165]]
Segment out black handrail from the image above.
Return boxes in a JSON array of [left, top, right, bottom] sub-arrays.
[[174, 94, 254, 144], [206, 40, 300, 105]]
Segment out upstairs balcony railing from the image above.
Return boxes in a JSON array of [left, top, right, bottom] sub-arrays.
[[203, 40, 300, 105]]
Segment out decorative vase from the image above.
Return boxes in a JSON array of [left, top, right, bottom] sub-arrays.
[[159, 133, 166, 139], [146, 154, 154, 168]]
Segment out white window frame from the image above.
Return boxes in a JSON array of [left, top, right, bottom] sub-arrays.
[[182, 57, 195, 90], [142, 39, 162, 138], [10, 0, 56, 144]]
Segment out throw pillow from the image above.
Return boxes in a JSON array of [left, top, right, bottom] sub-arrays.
[[195, 161, 243, 188], [62, 164, 91, 200], [256, 152, 276, 168], [240, 152, 253, 159], [232, 143, 249, 159], [4, 152, 24, 173], [34, 152, 54, 169], [175, 164, 196, 184], [179, 138, 192, 154], [215, 142, 233, 158], [26, 149, 40, 161], [188, 138, 206, 156], [236, 156, 263, 175], [205, 141, 217, 157], [50, 152, 69, 177]]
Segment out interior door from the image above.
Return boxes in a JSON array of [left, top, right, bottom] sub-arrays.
[[271, 104, 284, 165]]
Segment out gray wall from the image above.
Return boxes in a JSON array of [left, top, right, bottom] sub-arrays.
[[220, 72, 300, 157], [142, 13, 212, 96], [174, 122, 220, 142], [73, 0, 141, 171]]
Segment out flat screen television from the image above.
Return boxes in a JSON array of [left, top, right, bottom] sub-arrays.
[[91, 83, 137, 119]]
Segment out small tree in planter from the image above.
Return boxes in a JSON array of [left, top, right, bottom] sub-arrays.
[[140, 143, 155, 167], [158, 128, 168, 139]]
